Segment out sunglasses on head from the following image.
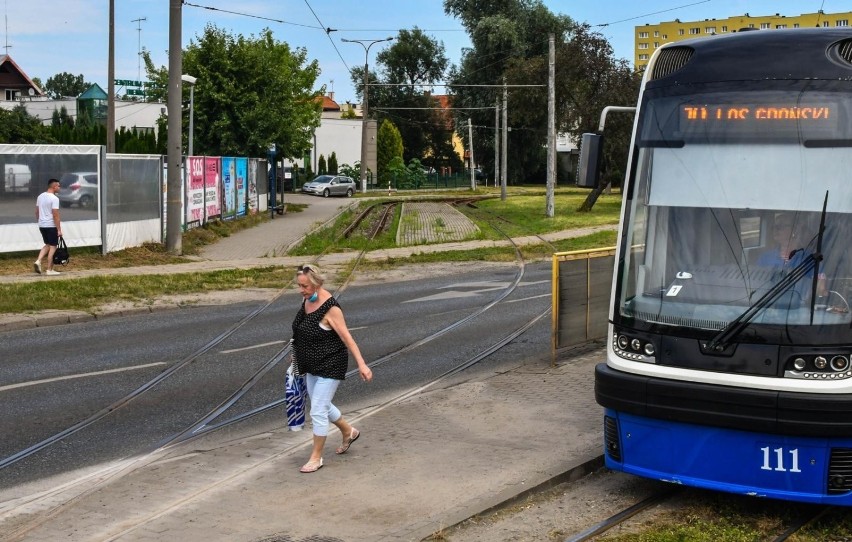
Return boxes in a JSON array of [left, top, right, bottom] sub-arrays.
[[297, 265, 314, 273]]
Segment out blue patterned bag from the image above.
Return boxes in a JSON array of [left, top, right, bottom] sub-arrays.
[[285, 362, 306, 431]]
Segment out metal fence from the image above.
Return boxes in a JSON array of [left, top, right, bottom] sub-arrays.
[[385, 172, 482, 191], [551, 247, 617, 354], [1, 145, 267, 255]]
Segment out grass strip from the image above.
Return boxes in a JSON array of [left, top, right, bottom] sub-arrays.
[[0, 267, 292, 314]]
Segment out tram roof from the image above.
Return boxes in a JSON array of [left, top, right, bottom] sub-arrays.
[[648, 28, 852, 84]]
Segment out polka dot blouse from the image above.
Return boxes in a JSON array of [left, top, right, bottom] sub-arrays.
[[291, 297, 349, 380]]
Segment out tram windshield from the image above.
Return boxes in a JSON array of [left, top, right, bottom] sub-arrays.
[[618, 84, 852, 344]]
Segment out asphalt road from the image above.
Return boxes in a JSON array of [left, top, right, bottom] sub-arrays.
[[0, 261, 553, 492]]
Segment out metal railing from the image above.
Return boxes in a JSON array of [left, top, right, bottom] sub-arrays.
[[551, 247, 617, 355]]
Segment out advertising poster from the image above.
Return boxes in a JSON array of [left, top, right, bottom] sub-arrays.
[[247, 160, 258, 214], [186, 156, 205, 228], [204, 157, 221, 219], [236, 158, 248, 216], [222, 157, 236, 219]]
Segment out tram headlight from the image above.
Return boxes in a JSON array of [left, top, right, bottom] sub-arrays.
[[830, 355, 849, 372], [786, 352, 852, 380], [617, 335, 629, 350], [630, 338, 642, 352]]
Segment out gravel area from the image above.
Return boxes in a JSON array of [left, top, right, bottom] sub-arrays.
[[440, 468, 667, 541]]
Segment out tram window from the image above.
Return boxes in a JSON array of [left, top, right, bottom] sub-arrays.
[[739, 216, 761, 248]]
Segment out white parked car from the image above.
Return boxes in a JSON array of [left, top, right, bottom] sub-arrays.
[[301, 175, 356, 197]]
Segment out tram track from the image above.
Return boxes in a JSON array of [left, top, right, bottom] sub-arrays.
[[557, 479, 839, 542], [563, 487, 680, 542], [0, 200, 551, 538], [0, 201, 382, 475]]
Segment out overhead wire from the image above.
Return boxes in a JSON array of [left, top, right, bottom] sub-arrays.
[[182, 1, 323, 29], [593, 0, 712, 27], [302, 0, 351, 73]]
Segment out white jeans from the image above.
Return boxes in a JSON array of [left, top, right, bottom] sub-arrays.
[[305, 374, 341, 437]]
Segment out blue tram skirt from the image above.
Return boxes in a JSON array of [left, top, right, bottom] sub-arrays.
[[604, 409, 852, 505]]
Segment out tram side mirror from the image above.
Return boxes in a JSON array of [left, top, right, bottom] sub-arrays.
[[577, 133, 602, 188]]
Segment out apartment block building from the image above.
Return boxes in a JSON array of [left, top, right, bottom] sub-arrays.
[[635, 10, 852, 70]]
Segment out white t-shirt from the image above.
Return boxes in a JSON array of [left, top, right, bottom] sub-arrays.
[[36, 191, 59, 228]]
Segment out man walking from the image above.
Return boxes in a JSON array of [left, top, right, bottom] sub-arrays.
[[34, 178, 62, 276]]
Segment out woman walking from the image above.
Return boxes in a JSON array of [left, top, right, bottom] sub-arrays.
[[291, 264, 372, 473]]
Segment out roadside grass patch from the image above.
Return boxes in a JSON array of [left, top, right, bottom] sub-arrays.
[[356, 230, 617, 272], [0, 213, 274, 276], [0, 267, 292, 314], [462, 188, 621, 240], [596, 490, 847, 542]]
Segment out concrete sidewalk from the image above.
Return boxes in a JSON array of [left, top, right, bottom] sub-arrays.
[[1, 347, 605, 542]]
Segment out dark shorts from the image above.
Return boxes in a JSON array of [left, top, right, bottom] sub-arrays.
[[39, 227, 58, 246]]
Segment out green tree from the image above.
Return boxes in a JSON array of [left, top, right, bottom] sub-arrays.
[[386, 156, 408, 187], [339, 163, 358, 179], [443, 0, 638, 190], [376, 28, 449, 163], [341, 104, 357, 119], [357, 28, 451, 166], [376, 119, 403, 184], [318, 154, 327, 175], [144, 25, 322, 159], [43, 72, 89, 99], [50, 106, 74, 129], [328, 152, 338, 174], [0, 104, 54, 144]]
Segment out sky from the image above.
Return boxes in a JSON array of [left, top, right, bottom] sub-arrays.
[[1, 0, 843, 103]]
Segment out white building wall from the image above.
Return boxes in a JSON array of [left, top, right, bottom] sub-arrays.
[[0, 98, 164, 131], [294, 118, 362, 171]]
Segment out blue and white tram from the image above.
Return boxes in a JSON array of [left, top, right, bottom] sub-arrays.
[[593, 28, 852, 504]]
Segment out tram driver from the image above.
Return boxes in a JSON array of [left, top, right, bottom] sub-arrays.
[[756, 214, 827, 305]]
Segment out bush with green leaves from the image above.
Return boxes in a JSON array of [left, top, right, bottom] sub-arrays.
[[339, 163, 359, 179]]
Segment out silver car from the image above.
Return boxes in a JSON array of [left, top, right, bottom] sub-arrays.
[[301, 175, 356, 197], [58, 172, 99, 209]]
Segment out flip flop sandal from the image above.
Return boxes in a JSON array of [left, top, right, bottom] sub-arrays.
[[299, 458, 323, 473], [336, 428, 360, 455]]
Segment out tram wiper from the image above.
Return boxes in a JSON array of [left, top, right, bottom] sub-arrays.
[[808, 192, 829, 325], [706, 253, 820, 352]]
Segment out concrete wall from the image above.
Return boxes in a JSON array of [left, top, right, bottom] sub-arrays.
[[0, 99, 163, 132]]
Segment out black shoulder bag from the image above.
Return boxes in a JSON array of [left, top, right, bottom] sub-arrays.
[[53, 236, 70, 266]]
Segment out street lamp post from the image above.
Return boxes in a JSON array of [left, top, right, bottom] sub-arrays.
[[268, 143, 277, 219], [341, 37, 393, 194], [181, 74, 197, 157]]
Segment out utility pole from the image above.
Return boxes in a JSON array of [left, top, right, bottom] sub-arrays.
[[501, 78, 508, 201], [166, 0, 182, 254], [107, 0, 115, 153], [494, 100, 499, 189], [341, 37, 394, 194], [546, 34, 556, 218], [468, 118, 475, 190]]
